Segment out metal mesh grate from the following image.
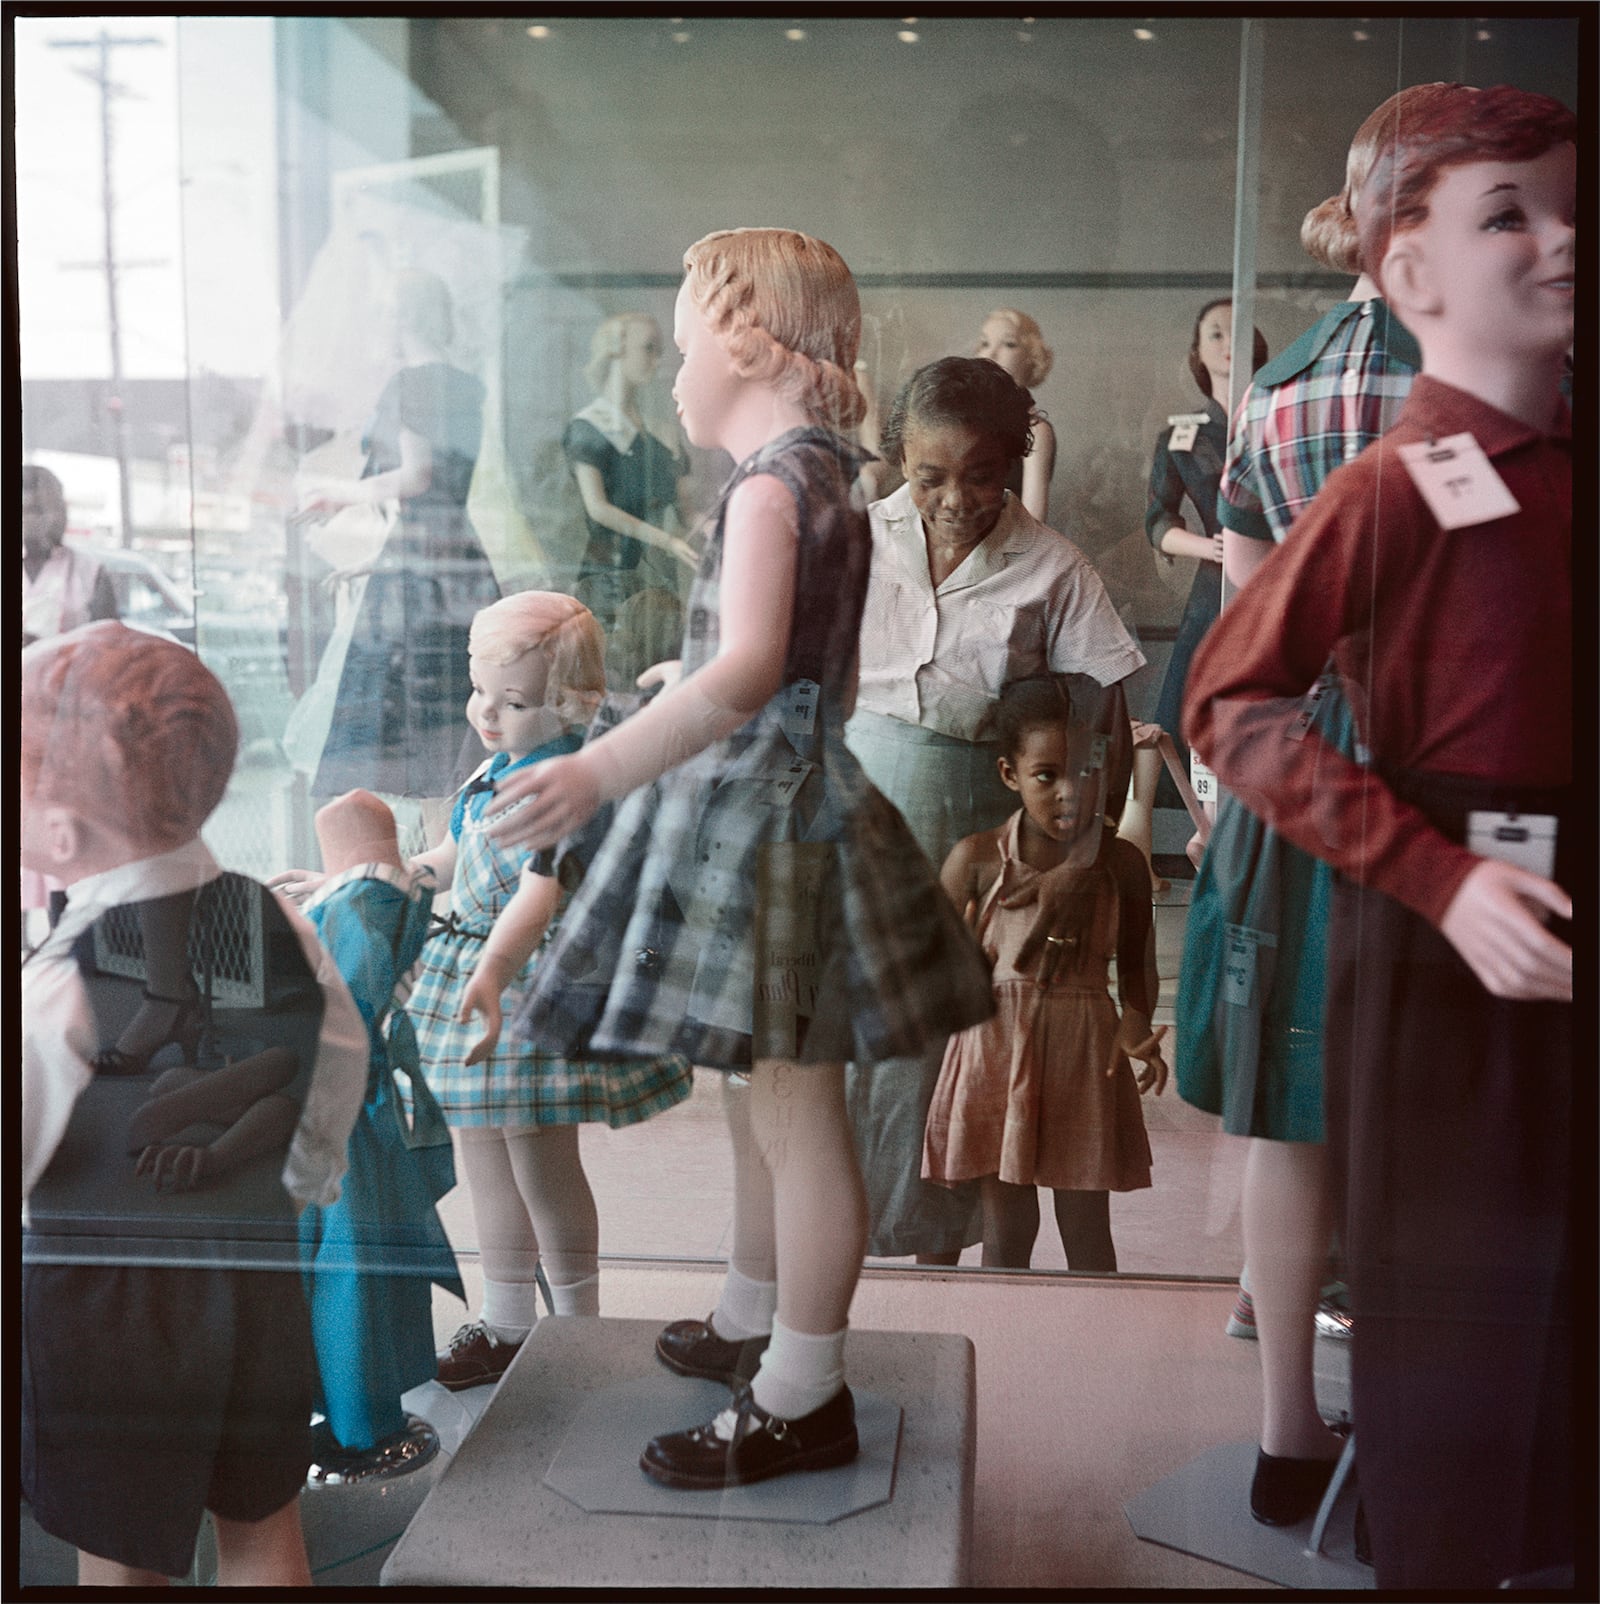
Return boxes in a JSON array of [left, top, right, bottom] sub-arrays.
[[90, 876, 267, 1009]]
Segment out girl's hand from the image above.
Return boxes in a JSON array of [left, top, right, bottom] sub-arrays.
[[1113, 1017, 1169, 1095], [1439, 858, 1572, 1000], [485, 751, 601, 852], [267, 868, 326, 905], [459, 969, 504, 1067], [136, 1141, 213, 1193]]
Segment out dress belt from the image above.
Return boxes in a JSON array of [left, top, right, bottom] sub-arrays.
[[430, 910, 491, 942]]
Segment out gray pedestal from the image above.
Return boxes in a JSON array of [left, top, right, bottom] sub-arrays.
[[381, 1316, 975, 1589], [1124, 1440, 1374, 1589]]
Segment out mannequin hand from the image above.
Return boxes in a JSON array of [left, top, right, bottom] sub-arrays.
[[459, 969, 503, 1067], [485, 751, 601, 851], [1208, 532, 1225, 564], [1130, 721, 1164, 749], [267, 868, 327, 905], [320, 561, 375, 592], [1114, 1017, 1169, 1094], [1184, 830, 1206, 871], [1439, 858, 1572, 1000], [136, 1141, 214, 1193], [668, 535, 700, 570], [638, 658, 683, 691]]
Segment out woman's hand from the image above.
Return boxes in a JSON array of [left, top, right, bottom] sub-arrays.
[[1439, 858, 1572, 1000], [485, 751, 601, 852], [1113, 1014, 1169, 1095], [459, 968, 504, 1067], [267, 868, 327, 905], [136, 1141, 214, 1193]]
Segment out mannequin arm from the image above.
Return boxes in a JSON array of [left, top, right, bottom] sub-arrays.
[[572, 462, 697, 568], [298, 425, 431, 519], [487, 473, 798, 850], [460, 869, 562, 1066], [1020, 418, 1056, 525], [1161, 525, 1225, 563]]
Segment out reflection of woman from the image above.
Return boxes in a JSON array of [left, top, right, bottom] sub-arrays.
[[975, 308, 1057, 523], [564, 313, 695, 631], [1145, 300, 1266, 801], [301, 271, 501, 799], [844, 357, 1145, 1262]]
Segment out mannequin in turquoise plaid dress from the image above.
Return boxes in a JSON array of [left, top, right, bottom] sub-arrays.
[[487, 231, 993, 1489], [297, 796, 461, 1477]]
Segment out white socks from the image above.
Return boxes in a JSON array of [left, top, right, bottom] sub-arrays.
[[710, 1266, 778, 1341], [748, 1318, 847, 1421], [547, 1273, 600, 1317], [480, 1276, 539, 1343]]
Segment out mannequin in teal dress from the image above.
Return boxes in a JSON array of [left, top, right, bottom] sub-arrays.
[[297, 791, 462, 1480]]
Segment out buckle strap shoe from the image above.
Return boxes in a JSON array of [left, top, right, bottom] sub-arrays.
[[307, 1414, 440, 1487], [1249, 1444, 1343, 1526], [435, 1321, 524, 1391], [654, 1316, 770, 1387], [640, 1383, 858, 1490]]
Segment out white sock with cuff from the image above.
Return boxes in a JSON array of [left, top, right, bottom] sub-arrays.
[[480, 1275, 539, 1343], [711, 1265, 778, 1341], [747, 1318, 847, 1421]]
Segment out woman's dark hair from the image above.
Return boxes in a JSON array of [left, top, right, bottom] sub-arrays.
[[1187, 299, 1270, 399], [879, 356, 1035, 469], [994, 673, 1081, 761]]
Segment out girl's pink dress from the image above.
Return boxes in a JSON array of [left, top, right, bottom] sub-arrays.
[[924, 812, 1153, 1192]]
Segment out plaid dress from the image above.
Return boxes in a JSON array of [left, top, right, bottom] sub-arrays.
[[509, 426, 995, 1070], [407, 739, 693, 1127]]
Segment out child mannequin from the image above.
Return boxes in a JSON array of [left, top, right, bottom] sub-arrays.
[[274, 591, 692, 1391], [488, 229, 994, 1488], [974, 308, 1057, 522], [926, 676, 1167, 1270], [1185, 87, 1574, 1589], [22, 623, 367, 1586], [565, 312, 696, 633], [294, 789, 463, 1481]]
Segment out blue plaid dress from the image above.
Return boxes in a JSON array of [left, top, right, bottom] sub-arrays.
[[407, 737, 693, 1126], [508, 426, 995, 1070]]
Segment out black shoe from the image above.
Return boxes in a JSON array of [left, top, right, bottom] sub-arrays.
[[306, 1415, 440, 1487], [654, 1316, 770, 1387], [436, 1321, 523, 1391], [640, 1384, 858, 1490], [1249, 1445, 1341, 1526]]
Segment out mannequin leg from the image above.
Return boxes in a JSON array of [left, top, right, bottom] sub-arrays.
[[1241, 1135, 1342, 1459], [455, 1127, 541, 1334], [722, 1074, 777, 1287], [1116, 747, 1168, 896], [500, 1124, 600, 1308], [103, 889, 200, 1066], [980, 1178, 1040, 1268], [1052, 1189, 1117, 1272]]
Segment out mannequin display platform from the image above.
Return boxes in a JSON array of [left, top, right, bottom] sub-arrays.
[[382, 1317, 973, 1589]]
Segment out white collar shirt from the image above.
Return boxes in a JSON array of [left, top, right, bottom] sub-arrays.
[[853, 484, 1146, 742], [22, 838, 367, 1216]]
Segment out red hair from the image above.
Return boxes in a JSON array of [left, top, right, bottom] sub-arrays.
[[1357, 84, 1577, 292]]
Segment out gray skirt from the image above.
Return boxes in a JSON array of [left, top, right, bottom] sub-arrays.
[[842, 711, 1015, 1256]]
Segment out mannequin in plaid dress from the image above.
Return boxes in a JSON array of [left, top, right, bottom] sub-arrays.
[[275, 592, 691, 1391], [488, 229, 993, 1489]]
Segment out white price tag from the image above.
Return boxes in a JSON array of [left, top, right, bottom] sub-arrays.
[[1190, 753, 1217, 802], [1223, 924, 1275, 1009], [1398, 433, 1521, 530], [781, 679, 818, 742], [1467, 812, 1557, 880], [1168, 421, 1200, 452]]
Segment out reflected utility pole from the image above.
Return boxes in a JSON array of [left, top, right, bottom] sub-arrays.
[[50, 27, 165, 548]]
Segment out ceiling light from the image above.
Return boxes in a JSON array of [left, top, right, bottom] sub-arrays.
[[1476, 28, 1492, 41], [525, 24, 551, 39], [672, 30, 691, 44], [1133, 28, 1155, 42], [785, 28, 806, 41], [898, 30, 919, 43], [1352, 29, 1370, 41], [1016, 30, 1033, 42]]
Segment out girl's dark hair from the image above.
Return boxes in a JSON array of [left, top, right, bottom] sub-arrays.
[[1187, 299, 1269, 399], [994, 673, 1082, 761], [879, 356, 1035, 470]]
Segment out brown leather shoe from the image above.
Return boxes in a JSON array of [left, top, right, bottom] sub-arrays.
[[435, 1322, 523, 1391], [640, 1384, 858, 1489], [654, 1316, 769, 1386]]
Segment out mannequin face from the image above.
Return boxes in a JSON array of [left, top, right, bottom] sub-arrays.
[[671, 281, 743, 449], [976, 316, 1030, 384], [467, 649, 552, 758], [1385, 144, 1575, 356], [619, 318, 663, 388], [999, 724, 1099, 846], [901, 417, 1012, 549], [1195, 303, 1233, 396]]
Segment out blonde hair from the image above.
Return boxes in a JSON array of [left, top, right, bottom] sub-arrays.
[[584, 312, 659, 393], [981, 308, 1054, 388], [468, 590, 605, 729], [22, 622, 238, 852], [1299, 82, 1467, 273], [681, 228, 866, 431]]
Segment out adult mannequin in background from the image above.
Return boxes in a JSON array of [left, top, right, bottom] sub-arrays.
[[975, 308, 1057, 523], [1187, 86, 1574, 1589], [564, 313, 696, 633]]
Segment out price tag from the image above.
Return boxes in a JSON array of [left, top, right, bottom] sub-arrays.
[[1223, 924, 1276, 1008], [1190, 753, 1217, 802], [1467, 811, 1557, 880], [1168, 421, 1199, 452], [1398, 433, 1521, 530], [781, 679, 818, 742], [761, 758, 814, 808]]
